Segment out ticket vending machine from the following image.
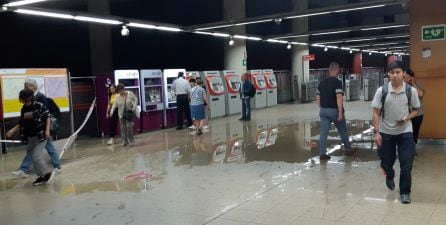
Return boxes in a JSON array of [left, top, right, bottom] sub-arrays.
[[163, 69, 186, 128], [222, 70, 242, 115], [249, 70, 267, 109], [140, 69, 164, 131], [201, 71, 226, 118], [114, 70, 142, 132], [263, 69, 278, 107]]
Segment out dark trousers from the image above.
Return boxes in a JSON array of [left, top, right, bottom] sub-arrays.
[[176, 94, 192, 128], [379, 132, 415, 195], [411, 115, 424, 144], [109, 108, 119, 138], [241, 97, 251, 120]]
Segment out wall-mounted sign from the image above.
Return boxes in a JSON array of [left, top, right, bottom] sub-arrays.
[[303, 54, 316, 61], [422, 47, 432, 59], [422, 24, 445, 41]]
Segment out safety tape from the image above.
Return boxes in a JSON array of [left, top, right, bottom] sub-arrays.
[[59, 97, 97, 159]]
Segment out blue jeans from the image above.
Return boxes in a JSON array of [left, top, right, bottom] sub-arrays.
[[19, 137, 61, 172], [378, 132, 415, 195], [319, 107, 351, 155], [241, 97, 251, 120]]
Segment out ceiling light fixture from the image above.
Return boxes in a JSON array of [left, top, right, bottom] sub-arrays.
[[287, 43, 292, 49], [15, 9, 74, 19], [156, 26, 182, 32], [334, 4, 385, 13], [5, 0, 48, 7], [360, 24, 408, 31], [233, 35, 262, 41], [74, 16, 122, 25], [291, 41, 308, 46], [349, 50, 353, 54], [285, 11, 331, 19], [195, 24, 233, 31], [121, 25, 129, 36], [128, 22, 156, 29], [211, 32, 230, 37], [235, 19, 273, 26], [312, 30, 351, 36], [2, 6, 8, 11], [195, 31, 230, 37], [324, 47, 328, 52], [229, 37, 235, 46], [267, 39, 288, 44]]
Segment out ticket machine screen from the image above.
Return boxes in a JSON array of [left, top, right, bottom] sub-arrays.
[[230, 81, 239, 90], [257, 77, 265, 87], [268, 77, 277, 86], [212, 83, 219, 91]]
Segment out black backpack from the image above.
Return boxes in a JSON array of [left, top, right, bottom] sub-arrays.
[[249, 83, 256, 97], [47, 97, 61, 120]]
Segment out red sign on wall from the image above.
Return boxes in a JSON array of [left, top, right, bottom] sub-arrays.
[[303, 54, 316, 61]]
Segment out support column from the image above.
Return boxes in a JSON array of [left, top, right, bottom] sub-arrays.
[[87, 0, 113, 75], [410, 0, 446, 138], [291, 0, 309, 102], [223, 0, 247, 72]]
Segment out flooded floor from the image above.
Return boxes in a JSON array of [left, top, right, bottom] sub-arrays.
[[1, 101, 446, 225]]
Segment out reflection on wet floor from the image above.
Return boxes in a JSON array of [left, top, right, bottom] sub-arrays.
[[0, 118, 377, 193], [174, 119, 377, 167]]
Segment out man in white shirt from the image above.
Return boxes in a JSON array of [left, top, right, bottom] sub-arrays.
[[371, 61, 420, 204], [172, 72, 192, 130]]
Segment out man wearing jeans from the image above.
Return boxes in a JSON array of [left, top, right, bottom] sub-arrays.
[[239, 73, 253, 121], [316, 62, 356, 160], [372, 61, 420, 204], [11, 78, 62, 178]]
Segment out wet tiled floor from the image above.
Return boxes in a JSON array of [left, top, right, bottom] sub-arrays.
[[1, 101, 445, 225]]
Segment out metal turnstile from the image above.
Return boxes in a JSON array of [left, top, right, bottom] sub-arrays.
[[345, 79, 361, 101], [301, 81, 318, 102]]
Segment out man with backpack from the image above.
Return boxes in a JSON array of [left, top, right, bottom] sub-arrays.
[[371, 61, 420, 204], [11, 78, 62, 178], [239, 73, 254, 121]]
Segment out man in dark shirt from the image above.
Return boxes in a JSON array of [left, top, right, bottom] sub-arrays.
[[316, 62, 356, 160], [239, 73, 253, 121], [7, 89, 55, 186]]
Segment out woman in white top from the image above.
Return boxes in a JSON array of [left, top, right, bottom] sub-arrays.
[[110, 83, 137, 146]]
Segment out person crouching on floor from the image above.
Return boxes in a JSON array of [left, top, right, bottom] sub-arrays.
[[6, 89, 55, 186]]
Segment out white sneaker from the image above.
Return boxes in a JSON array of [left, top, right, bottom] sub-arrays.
[[202, 125, 209, 130], [188, 125, 196, 129], [54, 167, 63, 173], [107, 138, 114, 145], [12, 170, 29, 178]]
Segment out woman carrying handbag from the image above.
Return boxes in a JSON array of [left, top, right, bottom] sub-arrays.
[[110, 83, 137, 147]]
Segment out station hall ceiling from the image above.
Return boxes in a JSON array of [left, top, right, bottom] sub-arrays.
[[1, 0, 410, 54]]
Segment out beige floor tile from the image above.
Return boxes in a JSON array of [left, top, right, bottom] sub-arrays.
[[380, 214, 429, 225], [205, 218, 247, 225], [427, 219, 446, 225], [252, 212, 298, 225], [337, 210, 385, 225], [289, 216, 335, 225]]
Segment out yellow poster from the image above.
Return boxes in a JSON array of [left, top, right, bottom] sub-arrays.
[[0, 69, 70, 118]]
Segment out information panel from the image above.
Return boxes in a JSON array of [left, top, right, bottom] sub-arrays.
[[0, 68, 70, 118]]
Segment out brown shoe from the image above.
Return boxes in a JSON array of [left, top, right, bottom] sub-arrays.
[[344, 147, 358, 156], [319, 154, 331, 160]]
